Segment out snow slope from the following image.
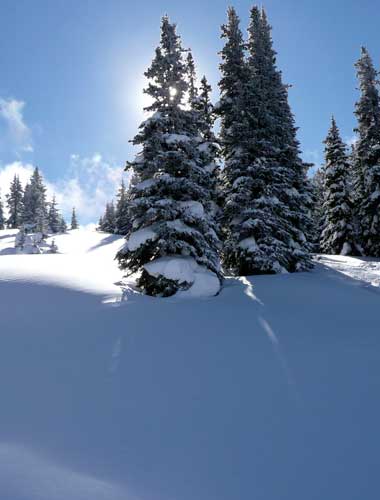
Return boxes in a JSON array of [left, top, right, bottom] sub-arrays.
[[0, 228, 380, 500], [0, 228, 124, 297]]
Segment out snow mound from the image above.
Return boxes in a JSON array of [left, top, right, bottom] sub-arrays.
[[126, 226, 158, 251], [144, 256, 220, 298], [179, 200, 205, 218], [239, 236, 258, 252], [15, 231, 58, 254]]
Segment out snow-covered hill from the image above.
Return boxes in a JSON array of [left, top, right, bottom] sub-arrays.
[[0, 228, 379, 500]]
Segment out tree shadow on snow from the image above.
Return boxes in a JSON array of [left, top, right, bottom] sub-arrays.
[[87, 234, 122, 253], [314, 261, 380, 296]]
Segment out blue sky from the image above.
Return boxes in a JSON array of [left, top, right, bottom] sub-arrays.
[[0, 0, 378, 222]]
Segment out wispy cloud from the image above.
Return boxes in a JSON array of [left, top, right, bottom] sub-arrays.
[[0, 154, 131, 223], [0, 98, 33, 153]]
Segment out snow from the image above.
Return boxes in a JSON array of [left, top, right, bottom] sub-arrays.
[[125, 226, 158, 251], [179, 200, 205, 218], [163, 133, 191, 144], [135, 178, 156, 190], [340, 241, 352, 256], [317, 253, 380, 288], [239, 236, 258, 251], [0, 228, 124, 296], [14, 231, 57, 254], [1, 231, 380, 499], [166, 219, 199, 235], [143, 255, 220, 297]]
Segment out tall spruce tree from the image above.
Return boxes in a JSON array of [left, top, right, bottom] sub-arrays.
[[186, 51, 198, 103], [6, 174, 23, 228], [115, 180, 130, 235], [217, 6, 257, 274], [22, 167, 48, 232], [71, 207, 79, 229], [354, 47, 380, 255], [320, 117, 358, 255], [217, 6, 249, 179], [48, 195, 61, 234], [218, 6, 312, 275], [0, 194, 5, 230], [116, 16, 220, 296]]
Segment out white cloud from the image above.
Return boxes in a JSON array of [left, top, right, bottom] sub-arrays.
[[0, 98, 33, 153], [0, 154, 131, 223], [54, 153, 130, 221], [0, 161, 34, 194]]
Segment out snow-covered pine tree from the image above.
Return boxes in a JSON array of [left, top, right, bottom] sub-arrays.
[[354, 47, 380, 256], [186, 51, 198, 103], [0, 193, 5, 230], [116, 16, 220, 296], [219, 6, 312, 275], [320, 117, 358, 255], [217, 7, 259, 274], [259, 8, 314, 259], [22, 167, 48, 233], [48, 195, 61, 233], [6, 174, 24, 228], [71, 207, 79, 230], [99, 202, 116, 233], [115, 179, 130, 235], [217, 6, 249, 182]]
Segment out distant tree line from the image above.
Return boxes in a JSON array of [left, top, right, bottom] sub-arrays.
[[0, 167, 78, 233]]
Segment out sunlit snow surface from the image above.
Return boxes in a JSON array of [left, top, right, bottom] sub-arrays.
[[0, 229, 380, 500], [0, 228, 124, 297]]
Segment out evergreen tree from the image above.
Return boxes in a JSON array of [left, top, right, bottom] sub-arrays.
[[100, 201, 116, 233], [320, 117, 358, 255], [354, 47, 380, 255], [116, 16, 220, 296], [22, 167, 48, 232], [6, 174, 24, 228], [71, 207, 79, 229], [186, 51, 198, 103], [48, 195, 61, 233], [115, 179, 130, 235], [0, 193, 5, 230], [219, 6, 312, 275], [217, 6, 249, 181]]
